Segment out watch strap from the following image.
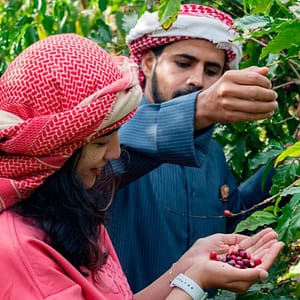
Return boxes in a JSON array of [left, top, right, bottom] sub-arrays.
[[170, 273, 208, 300]]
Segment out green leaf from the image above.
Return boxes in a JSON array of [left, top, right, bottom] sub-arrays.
[[33, 0, 47, 14], [250, 149, 282, 170], [272, 159, 299, 191], [281, 186, 300, 197], [276, 194, 300, 242], [260, 21, 300, 59], [235, 15, 270, 31], [94, 18, 112, 42], [157, 0, 181, 29], [278, 259, 300, 283], [234, 211, 277, 233], [246, 0, 275, 15], [275, 141, 300, 166], [289, 2, 300, 19], [288, 260, 300, 277], [42, 15, 54, 33], [121, 12, 138, 33], [265, 53, 280, 76], [98, 0, 108, 12]]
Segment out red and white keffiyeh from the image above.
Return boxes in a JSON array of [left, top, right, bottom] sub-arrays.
[[0, 33, 142, 209], [127, 4, 242, 85]]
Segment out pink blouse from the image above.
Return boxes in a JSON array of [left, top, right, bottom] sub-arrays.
[[0, 211, 133, 299]]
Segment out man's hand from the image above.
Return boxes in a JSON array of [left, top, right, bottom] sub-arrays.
[[195, 67, 278, 131]]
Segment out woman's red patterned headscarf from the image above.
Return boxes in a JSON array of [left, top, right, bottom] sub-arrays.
[[126, 4, 243, 87], [0, 33, 142, 209]]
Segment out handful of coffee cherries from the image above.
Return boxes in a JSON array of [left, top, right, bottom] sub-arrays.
[[209, 249, 262, 269]]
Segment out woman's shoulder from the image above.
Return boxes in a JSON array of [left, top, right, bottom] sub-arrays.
[[0, 210, 44, 241], [0, 211, 46, 264], [0, 211, 46, 298], [0, 211, 84, 298]]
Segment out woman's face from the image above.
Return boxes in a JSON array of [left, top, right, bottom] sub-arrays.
[[76, 130, 120, 189]]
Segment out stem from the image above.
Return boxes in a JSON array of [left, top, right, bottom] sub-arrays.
[[289, 59, 300, 70], [272, 116, 296, 124], [273, 80, 300, 90], [249, 36, 268, 47], [80, 0, 86, 9], [229, 178, 300, 217], [288, 60, 300, 79]]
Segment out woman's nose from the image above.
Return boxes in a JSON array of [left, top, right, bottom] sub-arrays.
[[104, 131, 121, 160]]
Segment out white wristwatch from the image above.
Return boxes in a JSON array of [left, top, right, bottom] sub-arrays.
[[170, 273, 208, 300]]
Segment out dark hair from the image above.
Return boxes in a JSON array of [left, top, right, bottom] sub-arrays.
[[150, 43, 169, 58], [10, 148, 115, 277], [150, 40, 228, 73]]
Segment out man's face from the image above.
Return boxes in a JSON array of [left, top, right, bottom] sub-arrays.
[[142, 39, 226, 103]]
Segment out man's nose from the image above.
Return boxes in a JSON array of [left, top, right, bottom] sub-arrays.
[[186, 67, 204, 89]]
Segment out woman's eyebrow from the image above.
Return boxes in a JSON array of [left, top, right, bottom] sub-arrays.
[[101, 128, 119, 137]]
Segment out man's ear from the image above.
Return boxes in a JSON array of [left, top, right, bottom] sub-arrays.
[[141, 50, 156, 78]]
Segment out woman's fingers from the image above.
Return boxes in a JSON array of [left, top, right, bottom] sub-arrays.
[[259, 241, 285, 270], [207, 260, 268, 293], [238, 228, 277, 251]]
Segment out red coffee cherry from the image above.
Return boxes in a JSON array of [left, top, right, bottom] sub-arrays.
[[209, 249, 262, 269], [224, 209, 231, 216], [209, 251, 217, 260]]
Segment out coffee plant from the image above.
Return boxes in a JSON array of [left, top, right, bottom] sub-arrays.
[[0, 0, 299, 298], [219, 1, 300, 298]]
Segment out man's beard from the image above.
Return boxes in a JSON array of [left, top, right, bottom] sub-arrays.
[[151, 68, 201, 104]]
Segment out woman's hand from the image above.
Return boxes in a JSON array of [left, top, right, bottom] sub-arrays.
[[177, 228, 284, 293]]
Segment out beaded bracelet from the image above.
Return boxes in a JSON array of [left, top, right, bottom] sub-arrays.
[[168, 262, 177, 283]]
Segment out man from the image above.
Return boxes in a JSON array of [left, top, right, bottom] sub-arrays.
[[108, 4, 278, 296]]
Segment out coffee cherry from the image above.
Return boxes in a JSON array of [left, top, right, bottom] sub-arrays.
[[254, 258, 262, 266], [209, 251, 217, 260], [209, 249, 262, 269], [224, 209, 231, 216]]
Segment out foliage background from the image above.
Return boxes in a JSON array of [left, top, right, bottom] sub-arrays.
[[0, 0, 299, 298]]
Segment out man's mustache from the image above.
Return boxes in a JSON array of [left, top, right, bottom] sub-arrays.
[[172, 87, 201, 98]]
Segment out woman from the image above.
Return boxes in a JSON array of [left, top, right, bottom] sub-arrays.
[[0, 34, 284, 299]]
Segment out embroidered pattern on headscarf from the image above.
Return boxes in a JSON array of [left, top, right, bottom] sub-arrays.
[[0, 33, 142, 209], [126, 4, 242, 86]]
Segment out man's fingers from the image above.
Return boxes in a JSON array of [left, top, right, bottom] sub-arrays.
[[255, 66, 269, 76], [242, 66, 269, 76], [222, 68, 273, 89], [218, 110, 275, 123], [218, 84, 278, 103], [223, 97, 278, 112]]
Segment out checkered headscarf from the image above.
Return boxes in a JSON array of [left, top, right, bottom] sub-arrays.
[[127, 4, 242, 86], [0, 33, 142, 209]]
